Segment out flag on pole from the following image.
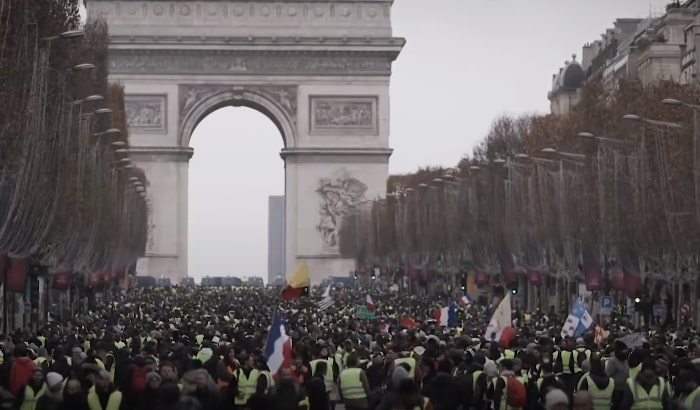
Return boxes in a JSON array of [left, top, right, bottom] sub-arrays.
[[485, 293, 512, 341], [264, 311, 293, 377], [280, 262, 310, 300], [366, 294, 376, 311], [433, 302, 457, 327], [459, 294, 474, 306], [317, 285, 334, 311], [561, 299, 594, 338]]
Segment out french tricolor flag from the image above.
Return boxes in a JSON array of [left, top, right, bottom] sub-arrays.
[[459, 294, 474, 306], [366, 294, 376, 311], [433, 302, 457, 327], [264, 311, 293, 377]]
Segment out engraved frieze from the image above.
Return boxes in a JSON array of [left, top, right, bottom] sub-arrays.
[[124, 96, 166, 132], [310, 96, 378, 135], [109, 50, 393, 76]]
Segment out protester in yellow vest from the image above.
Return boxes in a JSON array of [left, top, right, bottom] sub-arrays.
[[576, 355, 613, 410], [676, 368, 700, 410], [620, 358, 669, 409], [234, 355, 265, 407], [88, 371, 123, 410], [338, 354, 370, 410], [34, 372, 65, 410], [18, 369, 45, 410]]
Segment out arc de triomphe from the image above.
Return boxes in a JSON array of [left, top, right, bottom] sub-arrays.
[[86, 0, 404, 283]]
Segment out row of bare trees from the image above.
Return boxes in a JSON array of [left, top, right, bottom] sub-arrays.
[[0, 1, 147, 275], [340, 79, 700, 294]]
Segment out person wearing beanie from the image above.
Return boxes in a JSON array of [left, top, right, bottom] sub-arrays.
[[35, 372, 64, 410], [545, 388, 569, 410], [619, 357, 670, 410], [606, 340, 630, 408]]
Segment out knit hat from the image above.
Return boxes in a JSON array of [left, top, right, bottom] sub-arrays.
[[545, 389, 569, 410], [391, 366, 409, 387], [45, 372, 63, 389]]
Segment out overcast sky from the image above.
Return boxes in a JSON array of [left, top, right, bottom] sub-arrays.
[[177, 0, 671, 278]]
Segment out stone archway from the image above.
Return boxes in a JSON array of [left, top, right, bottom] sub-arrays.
[[87, 0, 404, 284]]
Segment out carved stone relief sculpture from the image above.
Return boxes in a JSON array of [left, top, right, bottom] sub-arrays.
[[124, 95, 166, 132], [178, 84, 298, 126], [316, 170, 368, 249], [310, 96, 378, 135]]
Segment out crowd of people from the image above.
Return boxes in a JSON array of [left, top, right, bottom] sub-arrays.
[[0, 284, 697, 410]]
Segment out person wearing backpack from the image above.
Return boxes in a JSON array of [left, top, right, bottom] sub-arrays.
[[487, 359, 527, 410], [124, 356, 150, 409]]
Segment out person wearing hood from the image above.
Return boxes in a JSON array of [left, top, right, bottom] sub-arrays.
[[135, 372, 161, 410], [10, 344, 38, 397], [619, 357, 670, 410], [605, 340, 630, 408], [576, 355, 613, 410], [376, 366, 430, 410], [87, 370, 125, 410], [17, 368, 45, 410], [35, 372, 65, 410]]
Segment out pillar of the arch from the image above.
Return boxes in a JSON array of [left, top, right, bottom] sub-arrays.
[[131, 147, 193, 283], [282, 148, 392, 285]]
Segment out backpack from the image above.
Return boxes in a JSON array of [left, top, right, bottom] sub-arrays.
[[130, 365, 148, 392], [504, 374, 527, 408]]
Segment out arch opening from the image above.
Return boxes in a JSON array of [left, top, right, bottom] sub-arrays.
[[187, 106, 285, 282]]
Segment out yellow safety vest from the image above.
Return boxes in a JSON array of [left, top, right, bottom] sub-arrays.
[[87, 387, 122, 410], [472, 370, 484, 392], [627, 378, 665, 410], [195, 335, 204, 345], [584, 376, 613, 410], [556, 350, 574, 374], [339, 368, 366, 400], [394, 357, 416, 378], [629, 364, 642, 380], [20, 386, 45, 410], [685, 387, 700, 409], [573, 348, 590, 373], [310, 359, 334, 392], [299, 396, 309, 409], [235, 368, 259, 405], [259, 370, 274, 392], [498, 349, 517, 363]]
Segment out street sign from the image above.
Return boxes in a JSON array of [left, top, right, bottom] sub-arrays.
[[23, 302, 31, 313], [681, 303, 692, 317], [355, 305, 376, 320], [653, 304, 667, 318], [600, 296, 613, 315]]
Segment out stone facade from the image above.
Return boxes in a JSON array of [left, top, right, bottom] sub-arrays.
[[87, 0, 404, 284], [549, 2, 700, 114]]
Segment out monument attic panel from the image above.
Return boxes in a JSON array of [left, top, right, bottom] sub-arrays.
[[89, 1, 392, 38], [109, 49, 393, 76]]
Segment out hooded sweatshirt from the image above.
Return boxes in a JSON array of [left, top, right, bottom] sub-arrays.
[[10, 357, 37, 396]]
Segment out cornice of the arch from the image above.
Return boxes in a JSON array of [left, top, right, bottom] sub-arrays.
[[178, 84, 298, 147]]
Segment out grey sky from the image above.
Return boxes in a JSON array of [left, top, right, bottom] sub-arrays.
[[162, 1, 671, 278]]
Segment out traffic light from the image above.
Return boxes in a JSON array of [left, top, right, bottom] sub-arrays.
[[460, 271, 468, 291], [508, 280, 518, 295]]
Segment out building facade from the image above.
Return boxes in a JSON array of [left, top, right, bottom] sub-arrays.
[[267, 196, 285, 284], [549, 1, 700, 115]]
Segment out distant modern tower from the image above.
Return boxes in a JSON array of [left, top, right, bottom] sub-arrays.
[[267, 196, 285, 284]]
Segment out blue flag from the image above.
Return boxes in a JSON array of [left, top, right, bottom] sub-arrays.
[[561, 299, 594, 338]]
